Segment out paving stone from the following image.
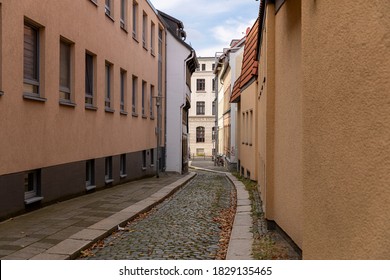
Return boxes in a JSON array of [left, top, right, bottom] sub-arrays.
[[80, 171, 234, 260]]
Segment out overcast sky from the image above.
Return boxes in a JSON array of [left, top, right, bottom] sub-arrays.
[[151, 0, 259, 57]]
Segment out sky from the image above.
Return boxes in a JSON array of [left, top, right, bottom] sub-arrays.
[[150, 0, 259, 57]]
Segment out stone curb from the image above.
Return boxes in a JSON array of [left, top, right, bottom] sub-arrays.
[[225, 173, 253, 260], [30, 172, 197, 260]]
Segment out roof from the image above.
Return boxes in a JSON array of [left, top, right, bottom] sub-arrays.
[[158, 10, 191, 50], [230, 18, 259, 103]]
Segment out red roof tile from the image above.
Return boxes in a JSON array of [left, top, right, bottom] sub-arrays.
[[230, 18, 259, 103]]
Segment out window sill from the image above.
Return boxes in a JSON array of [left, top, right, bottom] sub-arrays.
[[150, 116, 155, 120], [105, 179, 114, 184], [132, 35, 139, 43], [142, 167, 147, 171], [151, 51, 155, 57], [120, 110, 128, 116], [85, 104, 98, 111], [105, 12, 115, 22], [196, 91, 206, 93], [132, 112, 139, 117], [105, 107, 115, 113], [142, 115, 147, 119], [120, 174, 127, 179], [25, 196, 44, 205], [59, 100, 76, 107], [89, 0, 98, 7], [23, 93, 47, 102], [0, 91, 4, 96], [120, 25, 128, 33], [143, 44, 148, 51], [150, 164, 155, 167], [86, 185, 96, 192]]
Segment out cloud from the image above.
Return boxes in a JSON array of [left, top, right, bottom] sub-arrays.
[[152, 0, 255, 19], [151, 0, 259, 57], [211, 17, 255, 44]]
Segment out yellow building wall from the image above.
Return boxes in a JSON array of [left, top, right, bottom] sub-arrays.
[[272, 0, 303, 248], [257, 4, 276, 220], [239, 81, 257, 180], [0, 0, 165, 175], [301, 0, 390, 259]]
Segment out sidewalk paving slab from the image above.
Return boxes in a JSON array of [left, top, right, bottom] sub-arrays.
[[0, 172, 195, 260]]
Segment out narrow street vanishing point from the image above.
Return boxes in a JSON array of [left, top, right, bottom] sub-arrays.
[[79, 171, 236, 260]]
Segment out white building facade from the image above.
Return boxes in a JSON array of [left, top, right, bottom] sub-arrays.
[[159, 12, 197, 173], [189, 57, 216, 158]]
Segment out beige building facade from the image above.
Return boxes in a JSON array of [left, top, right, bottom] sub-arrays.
[[0, 0, 166, 220], [231, 20, 259, 181], [250, 0, 389, 259], [189, 57, 216, 158]]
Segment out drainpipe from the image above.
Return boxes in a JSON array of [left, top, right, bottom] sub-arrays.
[[163, 29, 168, 173]]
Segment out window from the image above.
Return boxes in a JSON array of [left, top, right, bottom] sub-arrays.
[[158, 28, 163, 56], [24, 21, 40, 96], [24, 170, 41, 200], [86, 160, 95, 188], [132, 75, 138, 114], [59, 39, 71, 101], [212, 100, 216, 115], [105, 62, 113, 110], [120, 69, 127, 113], [196, 126, 205, 143], [150, 149, 154, 166], [196, 79, 205, 91], [105, 156, 113, 183], [120, 0, 127, 30], [212, 78, 216, 92], [212, 127, 216, 140], [150, 84, 154, 118], [142, 150, 147, 169], [249, 110, 253, 145], [201, 64, 206, 71], [132, 1, 138, 39], [212, 63, 215, 71], [196, 101, 205, 115], [85, 52, 95, 106], [142, 12, 148, 48], [105, 0, 112, 17], [120, 154, 127, 177], [142, 80, 146, 116], [150, 21, 155, 54]]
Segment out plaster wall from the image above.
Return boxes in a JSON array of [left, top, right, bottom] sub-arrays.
[[238, 81, 257, 180], [301, 0, 390, 259], [0, 0, 165, 175], [165, 32, 190, 173], [257, 4, 276, 220], [272, 0, 303, 248]]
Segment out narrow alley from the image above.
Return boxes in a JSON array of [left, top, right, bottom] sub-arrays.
[[79, 171, 235, 260]]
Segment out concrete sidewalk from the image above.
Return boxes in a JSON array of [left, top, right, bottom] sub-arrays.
[[0, 172, 195, 260]]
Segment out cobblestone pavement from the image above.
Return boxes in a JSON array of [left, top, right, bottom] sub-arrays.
[[80, 171, 234, 260]]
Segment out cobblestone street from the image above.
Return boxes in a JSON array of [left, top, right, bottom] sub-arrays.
[[79, 171, 235, 260]]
